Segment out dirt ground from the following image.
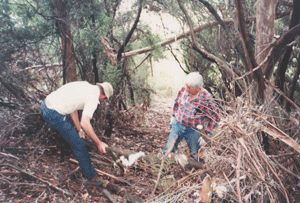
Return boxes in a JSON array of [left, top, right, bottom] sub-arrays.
[[0, 94, 196, 202]]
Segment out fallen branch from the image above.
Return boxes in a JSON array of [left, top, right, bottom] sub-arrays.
[[258, 151, 290, 203], [259, 117, 300, 153], [69, 159, 143, 202], [267, 80, 300, 113], [69, 158, 142, 190], [270, 157, 300, 180], [0, 164, 72, 196], [0, 152, 20, 160], [69, 158, 125, 183]]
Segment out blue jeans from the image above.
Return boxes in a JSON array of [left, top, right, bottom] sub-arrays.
[[40, 100, 97, 179], [163, 119, 201, 162]]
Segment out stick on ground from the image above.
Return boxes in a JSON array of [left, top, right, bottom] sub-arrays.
[[0, 164, 73, 196]]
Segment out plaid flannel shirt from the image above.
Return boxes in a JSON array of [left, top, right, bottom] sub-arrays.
[[173, 87, 220, 134]]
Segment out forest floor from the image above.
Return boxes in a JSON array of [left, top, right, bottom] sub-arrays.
[[0, 94, 197, 203], [2, 93, 300, 202]]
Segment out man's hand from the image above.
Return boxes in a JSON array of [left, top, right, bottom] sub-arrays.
[[97, 141, 108, 154], [78, 130, 85, 139], [170, 116, 175, 125], [167, 116, 175, 129]]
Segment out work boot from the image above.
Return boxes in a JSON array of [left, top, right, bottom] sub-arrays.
[[89, 175, 105, 186]]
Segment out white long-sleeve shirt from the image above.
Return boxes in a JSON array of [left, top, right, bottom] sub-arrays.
[[46, 81, 100, 118]]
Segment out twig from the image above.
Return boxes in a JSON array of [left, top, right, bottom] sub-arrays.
[[69, 158, 124, 183], [35, 189, 46, 203], [270, 157, 300, 180], [236, 143, 242, 203], [146, 169, 208, 203], [69, 158, 142, 190], [0, 164, 73, 196], [151, 135, 178, 197], [58, 166, 80, 186], [258, 115, 300, 153], [258, 151, 290, 203], [70, 193, 78, 203], [0, 152, 20, 160], [102, 189, 117, 203], [238, 138, 266, 177], [128, 53, 152, 76], [266, 80, 300, 113], [223, 171, 238, 198]]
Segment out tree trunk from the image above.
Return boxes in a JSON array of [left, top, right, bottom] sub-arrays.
[[116, 0, 143, 62], [235, 0, 265, 102], [91, 1, 99, 83], [255, 0, 275, 73], [275, 0, 300, 106], [255, 0, 276, 101], [55, 0, 77, 83], [286, 56, 300, 112]]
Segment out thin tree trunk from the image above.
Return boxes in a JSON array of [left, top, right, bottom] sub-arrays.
[[235, 0, 265, 102], [91, 0, 99, 83], [255, 0, 276, 103], [255, 0, 275, 74], [275, 0, 300, 105], [286, 56, 300, 112], [116, 0, 143, 62], [55, 0, 77, 83]]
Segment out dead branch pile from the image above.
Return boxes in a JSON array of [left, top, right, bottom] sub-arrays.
[[150, 95, 300, 203]]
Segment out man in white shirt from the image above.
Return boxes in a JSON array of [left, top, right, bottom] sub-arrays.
[[40, 81, 113, 180]]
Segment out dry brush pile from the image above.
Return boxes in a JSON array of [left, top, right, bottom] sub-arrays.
[[151, 94, 300, 203]]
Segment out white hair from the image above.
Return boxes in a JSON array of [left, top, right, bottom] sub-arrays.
[[184, 72, 204, 88]]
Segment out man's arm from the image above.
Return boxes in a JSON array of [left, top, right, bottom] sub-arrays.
[[204, 97, 220, 134], [70, 110, 85, 139], [80, 114, 108, 153]]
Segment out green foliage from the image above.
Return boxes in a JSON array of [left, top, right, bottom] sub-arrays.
[[1, 0, 298, 111]]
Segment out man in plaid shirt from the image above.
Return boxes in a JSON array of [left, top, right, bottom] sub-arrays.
[[163, 72, 220, 162]]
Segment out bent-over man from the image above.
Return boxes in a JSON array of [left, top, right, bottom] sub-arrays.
[[40, 81, 113, 180]]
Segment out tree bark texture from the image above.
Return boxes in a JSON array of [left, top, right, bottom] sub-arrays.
[[255, 0, 276, 102], [275, 0, 300, 106], [286, 56, 300, 112], [255, 0, 275, 73], [54, 0, 77, 83], [235, 0, 265, 102]]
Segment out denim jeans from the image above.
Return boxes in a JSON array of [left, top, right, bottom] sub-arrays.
[[163, 119, 201, 162], [40, 100, 97, 179]]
